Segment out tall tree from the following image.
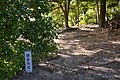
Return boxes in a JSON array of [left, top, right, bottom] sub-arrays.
[[57, 0, 72, 29], [99, 0, 106, 27], [96, 0, 99, 24], [77, 0, 80, 26]]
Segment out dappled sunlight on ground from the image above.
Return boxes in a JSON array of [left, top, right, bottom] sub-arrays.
[[53, 27, 120, 79], [108, 41, 120, 44]]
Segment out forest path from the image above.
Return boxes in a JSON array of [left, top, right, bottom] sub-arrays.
[[14, 25, 120, 80]]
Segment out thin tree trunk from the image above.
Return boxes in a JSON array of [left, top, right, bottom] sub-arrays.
[[64, 0, 70, 29], [57, 0, 71, 29], [64, 12, 69, 29], [99, 0, 106, 28], [96, 0, 99, 24], [77, 0, 79, 26]]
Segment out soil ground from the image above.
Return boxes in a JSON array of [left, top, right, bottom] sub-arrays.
[[14, 25, 120, 80]]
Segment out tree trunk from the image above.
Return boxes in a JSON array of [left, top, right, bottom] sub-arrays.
[[64, 12, 69, 29], [99, 0, 106, 28], [57, 0, 70, 29], [64, 0, 70, 29], [77, 0, 80, 26], [96, 0, 99, 24]]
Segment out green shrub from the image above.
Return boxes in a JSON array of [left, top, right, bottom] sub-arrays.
[[79, 20, 87, 25], [0, 0, 57, 79], [84, 9, 96, 24]]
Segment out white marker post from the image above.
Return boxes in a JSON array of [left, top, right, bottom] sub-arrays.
[[24, 50, 32, 73]]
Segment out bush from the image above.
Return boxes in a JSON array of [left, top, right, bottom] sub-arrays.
[[84, 9, 96, 24], [79, 20, 87, 25], [0, 0, 57, 79]]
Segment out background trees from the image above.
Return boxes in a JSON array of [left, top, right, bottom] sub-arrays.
[[50, 0, 120, 28], [57, 0, 72, 29]]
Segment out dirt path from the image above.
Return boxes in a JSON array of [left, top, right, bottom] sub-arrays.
[[14, 26, 120, 80]]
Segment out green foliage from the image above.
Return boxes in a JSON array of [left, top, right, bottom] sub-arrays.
[[79, 20, 87, 25], [49, 3, 64, 29], [51, 1, 97, 27], [84, 9, 96, 24], [0, 0, 57, 79], [107, 0, 120, 20]]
